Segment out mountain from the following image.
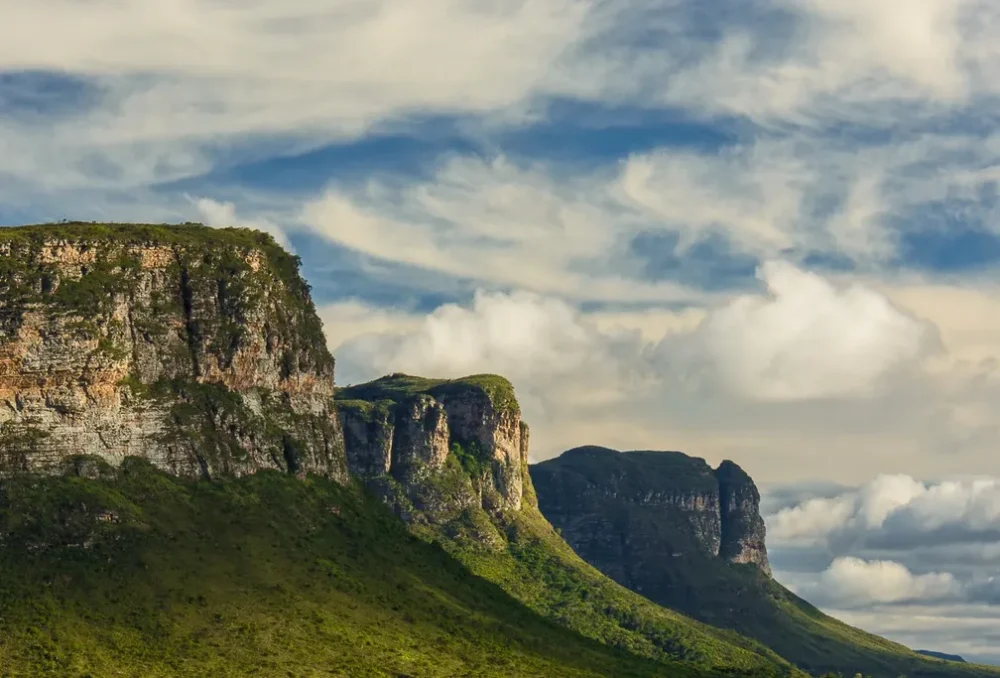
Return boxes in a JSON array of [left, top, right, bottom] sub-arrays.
[[333, 374, 796, 676], [531, 446, 998, 678], [0, 222, 775, 678], [918, 651, 969, 663], [0, 222, 994, 678], [0, 222, 344, 480]]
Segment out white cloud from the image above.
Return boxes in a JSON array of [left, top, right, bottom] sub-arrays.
[[616, 145, 804, 255], [689, 261, 933, 400], [325, 264, 1000, 483], [193, 197, 291, 249], [767, 474, 1000, 548], [814, 557, 961, 606], [783, 0, 970, 99], [333, 291, 601, 382], [0, 0, 590, 191], [299, 155, 712, 304]]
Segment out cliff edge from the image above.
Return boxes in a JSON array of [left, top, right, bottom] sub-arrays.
[[529, 446, 973, 678], [530, 446, 771, 579], [0, 222, 345, 480]]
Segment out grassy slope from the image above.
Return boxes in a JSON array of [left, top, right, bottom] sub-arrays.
[[333, 375, 799, 677], [436, 505, 800, 678], [530, 450, 1000, 678], [0, 460, 695, 678]]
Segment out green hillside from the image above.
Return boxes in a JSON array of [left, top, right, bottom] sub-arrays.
[[531, 447, 1000, 678], [334, 374, 800, 678], [0, 458, 694, 678]]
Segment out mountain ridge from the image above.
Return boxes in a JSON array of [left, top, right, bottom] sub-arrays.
[[531, 446, 998, 678], [0, 222, 995, 677], [0, 222, 344, 481]]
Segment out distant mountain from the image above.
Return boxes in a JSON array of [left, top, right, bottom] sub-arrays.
[[918, 650, 969, 663], [531, 446, 998, 678]]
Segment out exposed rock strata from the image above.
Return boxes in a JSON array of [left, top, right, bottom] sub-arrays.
[[0, 223, 345, 481], [334, 374, 529, 529], [530, 446, 772, 582]]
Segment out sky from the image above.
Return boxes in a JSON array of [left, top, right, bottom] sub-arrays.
[[2, 0, 1000, 665]]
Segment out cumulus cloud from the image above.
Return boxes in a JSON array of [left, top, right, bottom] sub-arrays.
[[323, 262, 1000, 483], [332, 290, 606, 384], [768, 474, 1000, 548], [687, 261, 933, 400], [810, 557, 962, 606]]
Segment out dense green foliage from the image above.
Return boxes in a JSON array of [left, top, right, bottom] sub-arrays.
[[336, 372, 520, 416], [0, 462, 700, 678]]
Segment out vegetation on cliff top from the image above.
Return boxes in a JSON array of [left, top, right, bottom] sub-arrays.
[[0, 221, 332, 374], [0, 461, 700, 678], [335, 372, 520, 416]]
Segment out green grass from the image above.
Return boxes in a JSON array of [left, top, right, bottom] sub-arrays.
[[425, 504, 801, 678], [336, 373, 520, 417], [0, 460, 711, 678]]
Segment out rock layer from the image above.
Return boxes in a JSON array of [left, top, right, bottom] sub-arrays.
[[0, 223, 345, 481], [334, 374, 529, 527], [530, 446, 771, 585]]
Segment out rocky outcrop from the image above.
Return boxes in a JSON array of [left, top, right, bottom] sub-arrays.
[[334, 374, 529, 527], [716, 460, 771, 575], [530, 446, 772, 587], [0, 222, 346, 481]]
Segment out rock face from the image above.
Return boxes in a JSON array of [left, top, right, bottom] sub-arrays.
[[530, 446, 772, 602], [716, 460, 771, 573], [0, 223, 346, 481], [334, 374, 529, 528]]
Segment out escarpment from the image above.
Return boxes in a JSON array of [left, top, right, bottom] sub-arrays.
[[334, 374, 530, 528], [0, 223, 345, 480], [530, 446, 771, 581]]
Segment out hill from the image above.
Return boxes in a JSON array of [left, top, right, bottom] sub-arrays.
[[0, 458, 690, 677], [334, 373, 799, 676], [0, 223, 785, 677], [1, 222, 993, 678], [531, 446, 1000, 678]]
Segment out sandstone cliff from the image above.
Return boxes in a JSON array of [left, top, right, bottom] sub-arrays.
[[530, 446, 771, 581], [528, 449, 973, 677], [334, 373, 530, 535], [0, 223, 345, 480]]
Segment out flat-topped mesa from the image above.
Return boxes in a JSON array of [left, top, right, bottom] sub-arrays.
[[530, 446, 771, 578], [0, 222, 346, 481], [334, 373, 530, 526]]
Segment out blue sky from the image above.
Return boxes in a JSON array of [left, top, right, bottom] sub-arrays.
[[3, 0, 1000, 662]]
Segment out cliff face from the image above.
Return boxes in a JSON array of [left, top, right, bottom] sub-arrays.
[[716, 460, 771, 573], [334, 374, 529, 530], [0, 223, 346, 481], [529, 446, 772, 598]]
